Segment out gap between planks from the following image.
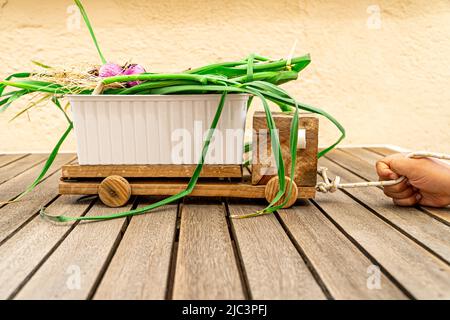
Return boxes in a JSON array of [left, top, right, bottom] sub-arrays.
[[224, 201, 252, 300], [164, 200, 182, 300]]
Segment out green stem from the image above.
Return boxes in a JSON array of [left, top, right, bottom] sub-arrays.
[[74, 0, 107, 64], [14, 123, 73, 203], [234, 54, 311, 71], [5, 97, 73, 204]]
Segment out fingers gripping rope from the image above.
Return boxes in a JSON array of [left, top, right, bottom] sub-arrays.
[[316, 151, 450, 193]]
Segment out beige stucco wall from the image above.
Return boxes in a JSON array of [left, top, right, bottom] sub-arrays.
[[0, 0, 449, 153]]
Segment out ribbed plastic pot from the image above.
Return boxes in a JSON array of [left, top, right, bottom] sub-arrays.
[[68, 94, 250, 165]]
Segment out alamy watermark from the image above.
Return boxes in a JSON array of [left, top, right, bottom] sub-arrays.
[[66, 4, 81, 31], [366, 5, 382, 30], [170, 122, 305, 166], [367, 264, 382, 290], [66, 264, 81, 290]]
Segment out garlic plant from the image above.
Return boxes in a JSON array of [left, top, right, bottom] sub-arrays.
[[0, 0, 345, 221]]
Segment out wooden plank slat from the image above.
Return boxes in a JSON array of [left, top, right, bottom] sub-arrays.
[[0, 154, 28, 168], [15, 201, 134, 300], [326, 149, 379, 181], [62, 164, 242, 178], [341, 148, 383, 166], [365, 147, 450, 224], [94, 200, 177, 300], [320, 156, 450, 263], [0, 195, 94, 299], [278, 203, 407, 299], [0, 154, 76, 243], [172, 202, 245, 300], [419, 206, 450, 225], [0, 154, 75, 202], [229, 203, 326, 300], [0, 154, 48, 185], [313, 185, 450, 299], [59, 179, 316, 199], [367, 147, 398, 156]]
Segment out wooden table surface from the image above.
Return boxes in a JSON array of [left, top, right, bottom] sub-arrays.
[[0, 147, 449, 300]]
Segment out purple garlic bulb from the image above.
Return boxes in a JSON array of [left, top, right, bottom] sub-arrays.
[[99, 62, 123, 78], [123, 64, 146, 87]]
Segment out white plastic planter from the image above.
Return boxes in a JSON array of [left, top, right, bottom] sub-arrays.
[[68, 94, 250, 165]]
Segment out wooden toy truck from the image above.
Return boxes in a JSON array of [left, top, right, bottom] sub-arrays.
[[59, 112, 318, 208]]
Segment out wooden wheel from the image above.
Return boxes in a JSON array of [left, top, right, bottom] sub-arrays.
[[264, 176, 298, 208], [98, 175, 131, 207]]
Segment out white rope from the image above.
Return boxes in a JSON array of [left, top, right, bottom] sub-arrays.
[[316, 151, 450, 193]]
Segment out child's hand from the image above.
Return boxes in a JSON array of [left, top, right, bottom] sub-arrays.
[[376, 153, 450, 207]]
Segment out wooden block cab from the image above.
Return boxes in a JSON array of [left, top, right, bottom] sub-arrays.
[[59, 112, 319, 207]]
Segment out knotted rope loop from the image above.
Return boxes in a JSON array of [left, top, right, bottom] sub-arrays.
[[316, 167, 340, 193]]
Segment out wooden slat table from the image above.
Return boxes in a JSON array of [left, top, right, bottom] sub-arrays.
[[0, 147, 449, 300]]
